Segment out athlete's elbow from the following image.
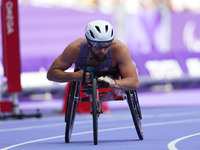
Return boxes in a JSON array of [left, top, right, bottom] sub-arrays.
[[126, 78, 140, 90], [132, 79, 140, 90], [46, 73, 51, 81], [46, 71, 53, 81], [135, 80, 140, 89]]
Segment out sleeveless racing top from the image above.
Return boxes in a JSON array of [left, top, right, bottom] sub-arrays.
[[75, 39, 119, 78]]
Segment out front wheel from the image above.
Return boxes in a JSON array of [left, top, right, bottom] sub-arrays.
[[92, 78, 98, 145]]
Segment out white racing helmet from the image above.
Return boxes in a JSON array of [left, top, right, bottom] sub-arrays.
[[85, 20, 114, 47]]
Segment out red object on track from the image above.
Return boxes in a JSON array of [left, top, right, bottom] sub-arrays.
[[0, 101, 13, 113], [1, 0, 22, 93]]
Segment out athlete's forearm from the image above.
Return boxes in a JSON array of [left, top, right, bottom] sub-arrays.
[[47, 69, 82, 83], [114, 77, 139, 91]]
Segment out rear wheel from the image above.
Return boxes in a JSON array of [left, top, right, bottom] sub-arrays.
[[126, 91, 143, 140], [65, 82, 80, 143], [131, 90, 142, 119]]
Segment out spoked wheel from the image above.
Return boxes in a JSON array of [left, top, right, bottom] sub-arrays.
[[92, 78, 99, 145], [126, 91, 143, 140], [65, 82, 80, 143]]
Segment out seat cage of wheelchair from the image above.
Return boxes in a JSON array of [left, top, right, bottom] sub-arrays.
[[73, 66, 129, 103]]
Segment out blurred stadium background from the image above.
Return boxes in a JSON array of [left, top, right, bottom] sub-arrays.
[[0, 0, 200, 114]]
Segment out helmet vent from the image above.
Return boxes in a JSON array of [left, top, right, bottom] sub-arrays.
[[95, 26, 101, 33], [111, 29, 113, 37], [105, 25, 108, 32], [89, 30, 95, 38]]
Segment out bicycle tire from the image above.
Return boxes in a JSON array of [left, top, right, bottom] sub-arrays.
[[65, 82, 79, 143], [132, 90, 142, 119], [126, 91, 143, 140], [92, 78, 98, 145]]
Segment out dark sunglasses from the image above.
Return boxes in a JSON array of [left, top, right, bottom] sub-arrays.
[[89, 40, 112, 48]]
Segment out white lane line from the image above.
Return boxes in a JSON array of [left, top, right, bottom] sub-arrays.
[[144, 111, 200, 119], [0, 120, 93, 132], [0, 116, 64, 125], [0, 123, 64, 132], [1, 111, 200, 133], [143, 118, 200, 127], [1, 118, 200, 150], [0, 135, 64, 150], [168, 132, 200, 150]]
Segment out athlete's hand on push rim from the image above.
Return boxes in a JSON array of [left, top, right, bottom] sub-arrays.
[[85, 72, 91, 83], [104, 76, 116, 87], [77, 70, 91, 83], [98, 76, 117, 87]]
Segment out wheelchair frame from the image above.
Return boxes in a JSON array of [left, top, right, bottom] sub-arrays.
[[64, 78, 143, 145]]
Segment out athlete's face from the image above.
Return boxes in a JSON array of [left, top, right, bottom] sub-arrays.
[[91, 46, 110, 61]]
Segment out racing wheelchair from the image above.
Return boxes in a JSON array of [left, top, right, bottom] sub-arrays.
[[64, 68, 143, 145]]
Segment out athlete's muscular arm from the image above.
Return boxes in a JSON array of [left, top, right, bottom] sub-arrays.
[[47, 37, 90, 83], [110, 39, 139, 90]]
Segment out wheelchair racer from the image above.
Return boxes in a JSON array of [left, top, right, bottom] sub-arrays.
[[47, 20, 139, 91]]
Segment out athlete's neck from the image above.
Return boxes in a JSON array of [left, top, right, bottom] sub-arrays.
[[87, 51, 100, 67]]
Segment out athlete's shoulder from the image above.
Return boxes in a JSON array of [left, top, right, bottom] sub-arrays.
[[62, 37, 83, 56], [68, 37, 85, 49], [111, 38, 128, 52]]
